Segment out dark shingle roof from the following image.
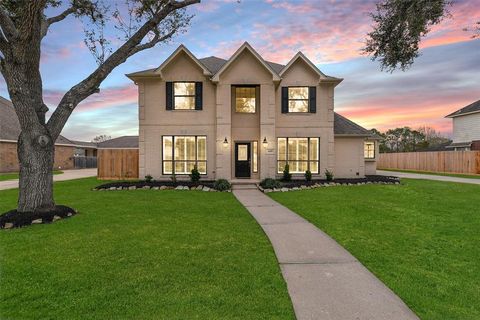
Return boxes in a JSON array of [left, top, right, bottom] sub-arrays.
[[98, 136, 139, 148], [0, 96, 95, 147], [0, 96, 20, 141], [446, 99, 480, 118], [198, 56, 227, 74], [334, 112, 372, 136], [266, 61, 285, 74]]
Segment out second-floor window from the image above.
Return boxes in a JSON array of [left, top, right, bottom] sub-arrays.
[[234, 86, 257, 113], [364, 141, 375, 159], [174, 82, 195, 109], [288, 87, 309, 112], [166, 81, 203, 110], [281, 86, 316, 114]]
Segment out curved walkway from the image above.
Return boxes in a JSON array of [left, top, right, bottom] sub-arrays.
[[0, 169, 97, 190], [378, 170, 480, 185], [233, 186, 418, 320]]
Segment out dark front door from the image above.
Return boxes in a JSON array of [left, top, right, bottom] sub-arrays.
[[235, 143, 251, 178]]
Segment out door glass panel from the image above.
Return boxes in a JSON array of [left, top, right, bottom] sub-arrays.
[[252, 141, 258, 173], [238, 145, 248, 161]]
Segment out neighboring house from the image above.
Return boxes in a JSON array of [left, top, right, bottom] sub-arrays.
[[445, 99, 480, 151], [0, 96, 98, 172], [127, 42, 378, 181]]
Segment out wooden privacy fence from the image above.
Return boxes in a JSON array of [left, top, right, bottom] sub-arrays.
[[97, 149, 139, 180], [378, 151, 480, 174]]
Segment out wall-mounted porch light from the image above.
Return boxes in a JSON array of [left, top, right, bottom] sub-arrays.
[[262, 137, 268, 148], [223, 137, 229, 147]]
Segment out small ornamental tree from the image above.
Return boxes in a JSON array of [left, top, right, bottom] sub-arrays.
[[0, 0, 199, 215], [282, 163, 291, 182]]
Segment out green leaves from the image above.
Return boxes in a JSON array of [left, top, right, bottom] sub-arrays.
[[363, 0, 451, 72]]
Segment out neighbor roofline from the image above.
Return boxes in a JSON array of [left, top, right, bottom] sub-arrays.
[[211, 42, 281, 82], [445, 109, 480, 118], [334, 134, 373, 138]]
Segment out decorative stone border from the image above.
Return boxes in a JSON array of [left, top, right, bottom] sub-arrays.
[[94, 184, 231, 192], [258, 177, 401, 193], [1, 205, 77, 230]]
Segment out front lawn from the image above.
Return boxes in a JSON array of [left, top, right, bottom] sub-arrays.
[[0, 178, 294, 319], [270, 179, 480, 320], [0, 170, 63, 181]]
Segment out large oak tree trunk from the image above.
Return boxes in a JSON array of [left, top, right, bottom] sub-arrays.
[[17, 131, 55, 212]]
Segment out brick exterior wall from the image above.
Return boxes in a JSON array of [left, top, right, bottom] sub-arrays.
[[0, 141, 76, 173]]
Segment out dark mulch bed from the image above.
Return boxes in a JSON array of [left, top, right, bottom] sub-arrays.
[[276, 175, 400, 188], [95, 180, 216, 190], [1, 205, 76, 229]]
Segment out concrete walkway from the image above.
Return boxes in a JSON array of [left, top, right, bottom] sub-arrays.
[[233, 186, 418, 320], [379, 170, 480, 185], [0, 169, 97, 190]]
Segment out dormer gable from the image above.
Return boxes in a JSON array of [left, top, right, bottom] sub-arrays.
[[155, 45, 212, 78], [280, 52, 343, 86], [211, 42, 281, 82]]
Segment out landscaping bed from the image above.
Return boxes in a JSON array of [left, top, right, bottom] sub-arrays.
[[259, 175, 400, 192], [0, 205, 76, 229], [94, 180, 229, 191]]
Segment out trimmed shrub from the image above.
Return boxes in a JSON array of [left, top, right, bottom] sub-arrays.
[[325, 169, 334, 181], [190, 165, 201, 182], [145, 174, 153, 183], [282, 163, 292, 182], [260, 178, 281, 189], [214, 179, 231, 191], [305, 170, 312, 181]]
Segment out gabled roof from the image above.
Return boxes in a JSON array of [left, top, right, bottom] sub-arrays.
[[211, 42, 281, 82], [126, 45, 212, 80], [155, 44, 212, 77], [279, 52, 343, 85], [445, 99, 480, 118], [98, 136, 139, 149], [334, 112, 372, 137]]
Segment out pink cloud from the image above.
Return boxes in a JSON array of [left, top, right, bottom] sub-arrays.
[[44, 84, 138, 113], [253, 0, 479, 64]]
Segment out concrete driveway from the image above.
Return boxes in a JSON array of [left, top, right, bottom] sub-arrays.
[[378, 170, 480, 185], [0, 169, 97, 190]]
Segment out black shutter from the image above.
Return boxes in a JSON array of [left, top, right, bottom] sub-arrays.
[[281, 87, 288, 113], [309, 86, 316, 113], [195, 82, 203, 110], [166, 82, 173, 110]]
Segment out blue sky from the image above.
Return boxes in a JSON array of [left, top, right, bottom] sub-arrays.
[[1, 0, 479, 141]]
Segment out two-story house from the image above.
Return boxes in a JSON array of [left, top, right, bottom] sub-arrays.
[[127, 42, 378, 181], [445, 99, 480, 151]]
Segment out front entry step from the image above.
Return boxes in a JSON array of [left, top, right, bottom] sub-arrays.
[[231, 183, 258, 190]]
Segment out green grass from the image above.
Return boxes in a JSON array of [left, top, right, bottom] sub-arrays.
[[0, 178, 294, 320], [381, 168, 480, 179], [0, 170, 63, 181], [270, 179, 480, 320]]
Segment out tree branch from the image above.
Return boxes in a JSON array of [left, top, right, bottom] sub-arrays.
[[0, 6, 18, 40], [46, 0, 200, 139], [47, 6, 77, 25]]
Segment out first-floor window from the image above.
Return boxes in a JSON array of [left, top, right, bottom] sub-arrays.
[[364, 141, 375, 159], [277, 137, 319, 173], [252, 141, 258, 173], [162, 136, 207, 174]]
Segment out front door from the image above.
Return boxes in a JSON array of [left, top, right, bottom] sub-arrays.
[[235, 143, 251, 178]]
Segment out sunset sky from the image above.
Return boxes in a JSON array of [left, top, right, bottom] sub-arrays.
[[1, 0, 479, 141]]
